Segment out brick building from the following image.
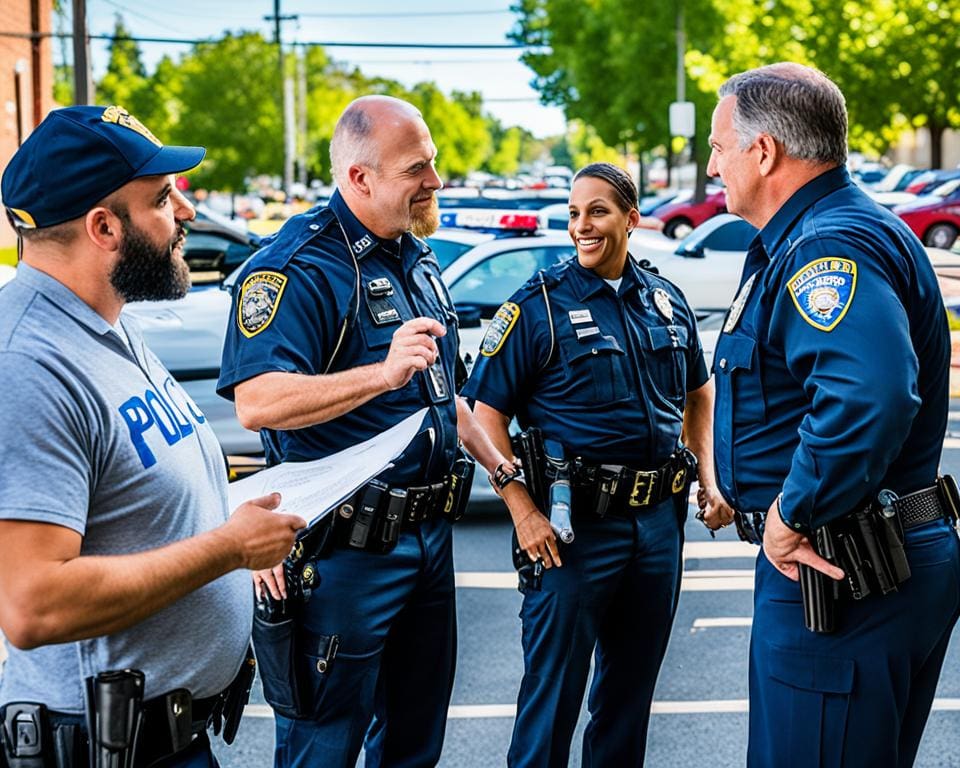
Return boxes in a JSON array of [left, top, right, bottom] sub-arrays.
[[0, 0, 54, 249]]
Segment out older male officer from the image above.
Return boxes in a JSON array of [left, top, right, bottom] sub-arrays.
[[709, 63, 960, 767], [218, 95, 524, 768], [0, 106, 304, 767]]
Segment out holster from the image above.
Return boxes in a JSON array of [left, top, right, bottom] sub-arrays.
[[1, 703, 53, 768], [800, 498, 914, 633], [252, 515, 336, 720]]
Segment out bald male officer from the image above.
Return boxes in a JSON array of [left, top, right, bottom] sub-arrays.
[[218, 95, 527, 768]]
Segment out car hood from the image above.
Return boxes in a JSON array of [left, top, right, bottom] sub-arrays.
[[122, 288, 232, 374]]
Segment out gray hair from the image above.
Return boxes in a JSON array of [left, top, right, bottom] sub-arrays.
[[329, 103, 381, 186], [718, 62, 847, 166]]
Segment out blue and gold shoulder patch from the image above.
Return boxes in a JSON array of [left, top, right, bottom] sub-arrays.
[[480, 302, 521, 357], [786, 257, 857, 332], [238, 271, 288, 338]]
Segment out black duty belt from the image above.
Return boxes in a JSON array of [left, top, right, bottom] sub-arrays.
[[891, 486, 949, 529], [570, 449, 695, 518]]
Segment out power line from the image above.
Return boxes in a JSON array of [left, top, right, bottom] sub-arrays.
[[0, 30, 538, 50], [297, 9, 513, 18]]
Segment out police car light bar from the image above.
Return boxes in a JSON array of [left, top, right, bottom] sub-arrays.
[[440, 210, 540, 232]]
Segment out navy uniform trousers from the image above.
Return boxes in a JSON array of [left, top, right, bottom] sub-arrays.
[[508, 495, 684, 768], [274, 517, 455, 768], [749, 518, 960, 768]]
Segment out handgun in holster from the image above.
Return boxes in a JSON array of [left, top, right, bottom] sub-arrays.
[[84, 669, 144, 768], [511, 429, 548, 511], [255, 515, 331, 623], [1, 703, 53, 768]]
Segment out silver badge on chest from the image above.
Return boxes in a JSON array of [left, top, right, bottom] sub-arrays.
[[653, 288, 674, 322], [723, 272, 758, 334]]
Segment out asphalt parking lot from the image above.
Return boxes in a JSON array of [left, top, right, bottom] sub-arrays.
[[207, 404, 960, 768], [4, 411, 960, 767]]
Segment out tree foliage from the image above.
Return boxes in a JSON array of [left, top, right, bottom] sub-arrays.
[[171, 33, 283, 191], [512, 0, 960, 169]]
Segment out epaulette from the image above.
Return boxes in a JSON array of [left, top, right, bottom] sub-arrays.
[[254, 205, 339, 270]]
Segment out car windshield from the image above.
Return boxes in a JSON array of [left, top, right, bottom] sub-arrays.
[[427, 238, 477, 270], [449, 245, 574, 311]]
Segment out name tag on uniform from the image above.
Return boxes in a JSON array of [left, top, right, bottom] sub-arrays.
[[568, 309, 593, 325], [576, 326, 600, 339]]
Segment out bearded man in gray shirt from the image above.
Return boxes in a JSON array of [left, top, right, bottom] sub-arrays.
[[0, 106, 305, 767]]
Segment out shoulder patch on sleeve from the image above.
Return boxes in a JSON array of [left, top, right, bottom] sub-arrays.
[[786, 257, 857, 332], [480, 301, 521, 357], [238, 271, 288, 338]]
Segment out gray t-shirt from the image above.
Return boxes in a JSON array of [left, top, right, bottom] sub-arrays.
[[0, 264, 251, 713]]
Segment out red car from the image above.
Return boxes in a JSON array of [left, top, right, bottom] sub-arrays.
[[893, 179, 960, 249], [650, 188, 727, 239]]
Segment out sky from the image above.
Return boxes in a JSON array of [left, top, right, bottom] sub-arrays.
[[61, 0, 568, 138]]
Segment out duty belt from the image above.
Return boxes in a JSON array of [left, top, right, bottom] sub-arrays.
[[571, 449, 695, 518], [735, 480, 958, 546]]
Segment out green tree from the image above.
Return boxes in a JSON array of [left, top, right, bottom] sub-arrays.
[[96, 15, 148, 108], [172, 33, 283, 191], [407, 84, 491, 181]]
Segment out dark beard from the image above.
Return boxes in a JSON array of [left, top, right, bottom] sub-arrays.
[[109, 211, 191, 302]]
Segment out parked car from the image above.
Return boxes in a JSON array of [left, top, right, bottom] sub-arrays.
[[905, 168, 960, 196], [649, 187, 727, 239], [893, 179, 960, 249], [120, 213, 755, 498], [871, 164, 923, 193], [182, 205, 263, 282]]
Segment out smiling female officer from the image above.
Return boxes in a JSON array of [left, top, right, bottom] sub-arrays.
[[464, 163, 733, 767]]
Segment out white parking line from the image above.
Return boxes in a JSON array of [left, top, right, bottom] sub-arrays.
[[455, 571, 755, 591], [239, 699, 960, 719], [944, 438, 960, 449], [683, 541, 757, 559], [692, 617, 753, 629]]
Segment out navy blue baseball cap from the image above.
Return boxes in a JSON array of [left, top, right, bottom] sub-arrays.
[[1, 105, 205, 229]]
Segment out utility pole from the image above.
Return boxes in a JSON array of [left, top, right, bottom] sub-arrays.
[[296, 48, 308, 188], [72, 0, 93, 104], [264, 1, 298, 198]]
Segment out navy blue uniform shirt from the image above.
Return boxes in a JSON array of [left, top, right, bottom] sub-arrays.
[[713, 167, 949, 530], [217, 190, 461, 486], [462, 255, 708, 467]]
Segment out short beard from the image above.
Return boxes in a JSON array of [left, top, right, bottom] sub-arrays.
[[109, 208, 191, 302], [410, 195, 440, 239]]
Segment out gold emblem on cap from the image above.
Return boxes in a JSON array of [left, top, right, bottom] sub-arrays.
[[101, 105, 162, 147], [653, 288, 674, 321]]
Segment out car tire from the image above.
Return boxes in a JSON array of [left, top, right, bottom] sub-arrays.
[[664, 217, 694, 240], [924, 223, 959, 249]]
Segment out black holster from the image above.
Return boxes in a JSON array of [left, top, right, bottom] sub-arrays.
[[800, 501, 912, 633]]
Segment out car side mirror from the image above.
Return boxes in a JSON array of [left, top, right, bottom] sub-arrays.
[[678, 243, 706, 259]]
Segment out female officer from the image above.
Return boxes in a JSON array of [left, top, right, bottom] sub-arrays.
[[463, 162, 733, 767]]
